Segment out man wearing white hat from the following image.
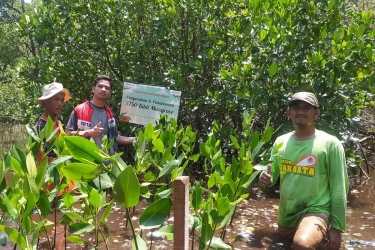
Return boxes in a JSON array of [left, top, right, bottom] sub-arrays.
[[35, 82, 71, 139], [35, 82, 73, 250], [35, 82, 76, 195], [258, 92, 348, 250]]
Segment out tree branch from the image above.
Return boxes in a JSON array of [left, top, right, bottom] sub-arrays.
[[4, 1, 22, 15]]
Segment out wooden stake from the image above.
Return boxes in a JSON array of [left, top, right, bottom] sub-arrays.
[[173, 176, 189, 250]]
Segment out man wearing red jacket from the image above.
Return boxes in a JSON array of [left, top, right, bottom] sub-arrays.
[[66, 75, 134, 155]]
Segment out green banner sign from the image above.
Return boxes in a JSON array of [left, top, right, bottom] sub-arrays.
[[119, 82, 181, 125]]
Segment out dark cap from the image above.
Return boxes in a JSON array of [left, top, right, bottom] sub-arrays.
[[288, 92, 319, 108]]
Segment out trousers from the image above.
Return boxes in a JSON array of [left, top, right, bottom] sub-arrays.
[[278, 213, 330, 250]]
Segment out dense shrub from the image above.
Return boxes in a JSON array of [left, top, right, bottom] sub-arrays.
[[2, 0, 375, 145]]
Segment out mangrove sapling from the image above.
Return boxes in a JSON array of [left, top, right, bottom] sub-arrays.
[[190, 111, 275, 249], [112, 166, 143, 249], [0, 119, 71, 250]]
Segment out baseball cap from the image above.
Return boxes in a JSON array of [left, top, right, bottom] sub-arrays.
[[288, 92, 319, 108], [37, 82, 71, 105]]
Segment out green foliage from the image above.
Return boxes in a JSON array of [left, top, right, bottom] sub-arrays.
[[113, 166, 140, 207], [1, 110, 271, 249], [0, 0, 374, 143], [0, 148, 46, 249], [0, 72, 25, 123], [8, 0, 372, 142], [347, 0, 375, 11], [1, 109, 367, 249], [1, 0, 375, 247], [190, 110, 274, 250], [139, 198, 172, 229], [0, 1, 37, 123], [0, 0, 29, 69]]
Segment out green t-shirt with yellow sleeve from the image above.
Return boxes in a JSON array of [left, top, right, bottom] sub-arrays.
[[269, 129, 348, 232]]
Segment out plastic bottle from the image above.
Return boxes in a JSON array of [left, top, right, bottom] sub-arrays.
[[349, 239, 375, 247], [0, 233, 7, 246]]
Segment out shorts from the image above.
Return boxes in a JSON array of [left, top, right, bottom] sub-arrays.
[[278, 213, 330, 250]]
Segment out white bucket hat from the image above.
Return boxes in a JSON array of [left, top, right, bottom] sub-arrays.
[[37, 82, 71, 105]]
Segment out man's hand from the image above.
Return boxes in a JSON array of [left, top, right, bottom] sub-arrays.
[[326, 228, 341, 250], [258, 164, 272, 188], [67, 122, 104, 137], [86, 122, 104, 137]]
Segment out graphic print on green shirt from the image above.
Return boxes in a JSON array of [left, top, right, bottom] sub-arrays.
[[280, 155, 317, 177]]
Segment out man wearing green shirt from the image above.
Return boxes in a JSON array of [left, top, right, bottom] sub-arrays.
[[259, 92, 348, 250]]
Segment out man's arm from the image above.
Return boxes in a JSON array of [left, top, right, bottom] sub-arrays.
[[258, 140, 282, 188], [328, 141, 348, 232], [117, 135, 135, 145], [65, 110, 104, 137]]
